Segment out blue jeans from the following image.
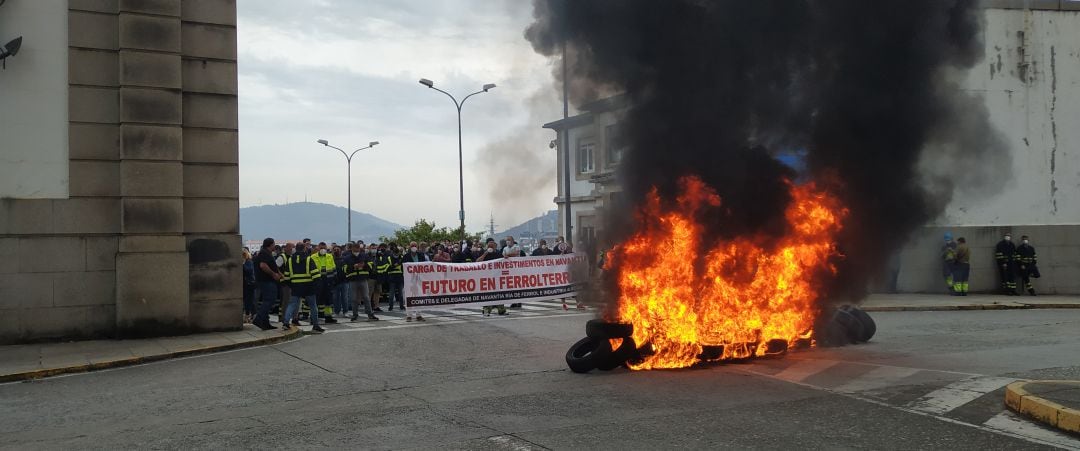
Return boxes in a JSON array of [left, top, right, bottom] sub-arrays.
[[254, 281, 278, 325], [285, 295, 319, 327], [334, 283, 351, 314], [387, 280, 404, 310]]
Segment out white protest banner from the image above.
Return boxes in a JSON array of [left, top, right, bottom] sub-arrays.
[[403, 253, 587, 310]]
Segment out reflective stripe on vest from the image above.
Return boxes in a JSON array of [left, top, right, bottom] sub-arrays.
[[286, 255, 319, 284]]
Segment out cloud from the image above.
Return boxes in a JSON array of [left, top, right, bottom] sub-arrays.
[[237, 0, 558, 234]]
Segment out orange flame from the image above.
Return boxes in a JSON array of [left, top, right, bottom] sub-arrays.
[[613, 176, 847, 369]]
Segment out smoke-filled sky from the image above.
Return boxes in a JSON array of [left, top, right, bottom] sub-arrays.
[[237, 0, 560, 232]]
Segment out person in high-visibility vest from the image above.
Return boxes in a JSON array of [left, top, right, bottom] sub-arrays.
[[375, 243, 392, 311], [387, 243, 406, 312], [345, 242, 379, 321], [368, 243, 384, 312], [312, 242, 338, 324], [282, 244, 324, 333]]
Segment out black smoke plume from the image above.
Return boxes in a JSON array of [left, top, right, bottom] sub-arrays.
[[526, 0, 1008, 303]]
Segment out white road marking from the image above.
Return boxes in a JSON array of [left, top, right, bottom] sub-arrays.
[[832, 366, 922, 394], [772, 358, 841, 382], [983, 410, 1080, 450], [488, 435, 541, 451], [737, 365, 1075, 450], [907, 376, 1017, 415]]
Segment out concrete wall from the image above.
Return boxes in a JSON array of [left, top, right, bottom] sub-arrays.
[[894, 7, 1080, 294], [894, 225, 1080, 294], [939, 7, 1080, 225], [0, 0, 240, 344], [0, 1, 69, 199]]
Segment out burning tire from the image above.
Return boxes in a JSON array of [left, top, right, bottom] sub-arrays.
[[565, 336, 614, 373], [585, 319, 633, 339], [843, 306, 876, 342], [597, 337, 638, 371]]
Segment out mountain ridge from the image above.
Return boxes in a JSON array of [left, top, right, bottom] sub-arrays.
[[240, 202, 402, 244]]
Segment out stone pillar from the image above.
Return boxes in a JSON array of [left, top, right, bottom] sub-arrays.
[[181, 0, 242, 331], [114, 0, 191, 336]]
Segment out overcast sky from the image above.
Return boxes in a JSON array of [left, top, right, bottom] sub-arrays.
[[237, 0, 562, 232]]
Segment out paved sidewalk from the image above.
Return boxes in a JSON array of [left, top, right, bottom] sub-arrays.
[[1006, 381, 1080, 435], [860, 293, 1080, 312], [0, 325, 300, 383]]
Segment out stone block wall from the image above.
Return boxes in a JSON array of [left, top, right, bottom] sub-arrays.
[[0, 0, 240, 344]]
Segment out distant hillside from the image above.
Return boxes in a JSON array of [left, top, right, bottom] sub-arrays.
[[497, 210, 559, 240], [240, 202, 402, 244]]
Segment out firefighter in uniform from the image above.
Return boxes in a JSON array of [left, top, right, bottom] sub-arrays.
[[345, 242, 379, 321], [952, 237, 971, 296], [994, 233, 1018, 295], [941, 232, 957, 294], [312, 242, 338, 324], [282, 245, 323, 333], [1016, 235, 1039, 296]]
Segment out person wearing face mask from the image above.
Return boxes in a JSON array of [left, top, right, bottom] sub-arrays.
[[282, 240, 324, 333], [1016, 235, 1039, 296], [387, 243, 407, 313], [312, 242, 339, 324], [432, 244, 452, 263], [994, 233, 1019, 295], [478, 241, 508, 316], [452, 240, 475, 263], [332, 245, 349, 317], [375, 244, 393, 311], [554, 236, 572, 254], [402, 242, 428, 322], [531, 239, 552, 257], [368, 243, 384, 311], [252, 238, 284, 330], [345, 242, 379, 321]]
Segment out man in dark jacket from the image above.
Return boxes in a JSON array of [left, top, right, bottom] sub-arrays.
[[1016, 235, 1039, 296], [345, 242, 379, 321], [531, 239, 552, 257], [386, 243, 406, 312], [995, 233, 1018, 295]]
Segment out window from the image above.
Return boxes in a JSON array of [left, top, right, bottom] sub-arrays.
[[577, 141, 595, 174], [605, 124, 626, 166]]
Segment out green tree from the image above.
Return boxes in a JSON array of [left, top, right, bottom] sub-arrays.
[[380, 219, 483, 245]]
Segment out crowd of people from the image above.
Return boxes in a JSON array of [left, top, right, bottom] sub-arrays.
[[241, 235, 576, 332], [940, 232, 1039, 296]]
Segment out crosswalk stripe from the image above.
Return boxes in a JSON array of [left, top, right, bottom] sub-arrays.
[[831, 366, 923, 394], [771, 359, 841, 383], [983, 411, 1080, 450], [907, 376, 1017, 415]]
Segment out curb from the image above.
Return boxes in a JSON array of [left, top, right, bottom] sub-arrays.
[[0, 327, 302, 384], [1004, 381, 1080, 435], [862, 303, 1080, 312]]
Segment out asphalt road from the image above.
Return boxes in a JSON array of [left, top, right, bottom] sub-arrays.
[[2, 309, 1079, 450]]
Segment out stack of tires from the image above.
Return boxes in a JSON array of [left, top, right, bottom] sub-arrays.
[[816, 305, 876, 347], [565, 320, 639, 373]]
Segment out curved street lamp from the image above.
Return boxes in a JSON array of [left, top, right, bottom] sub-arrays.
[[418, 78, 496, 237], [317, 139, 380, 242]]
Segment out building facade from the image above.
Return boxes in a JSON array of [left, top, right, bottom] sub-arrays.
[[0, 0, 241, 344], [544, 2, 1080, 294]]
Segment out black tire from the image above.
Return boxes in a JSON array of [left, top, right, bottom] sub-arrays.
[[846, 307, 876, 342], [818, 319, 849, 347], [597, 337, 638, 370], [585, 319, 633, 339], [566, 337, 613, 373], [833, 308, 864, 344]]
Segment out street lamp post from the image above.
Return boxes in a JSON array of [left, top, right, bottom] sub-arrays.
[[317, 139, 380, 243], [418, 78, 496, 237]]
